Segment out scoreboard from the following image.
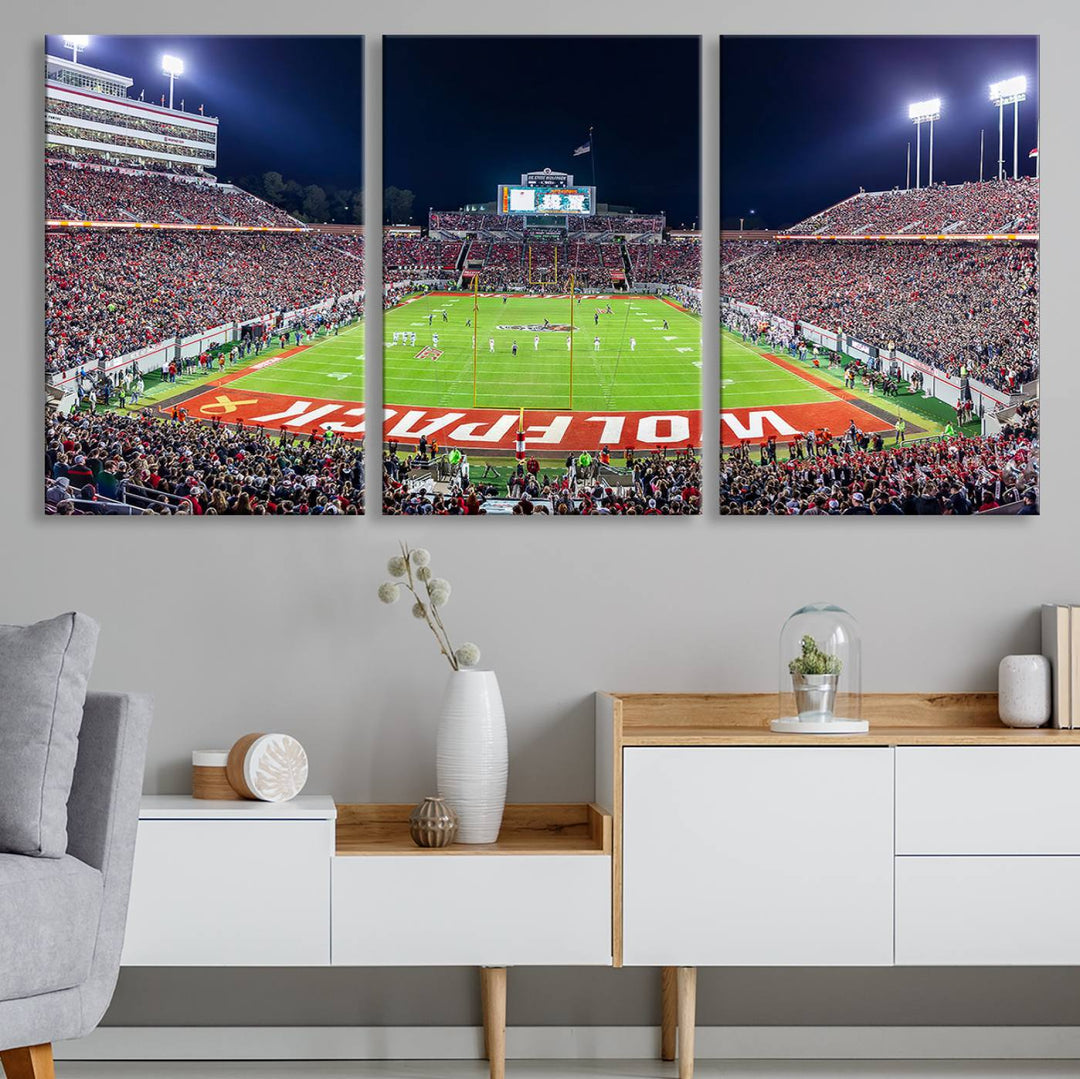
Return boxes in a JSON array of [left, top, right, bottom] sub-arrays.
[[498, 185, 594, 216]]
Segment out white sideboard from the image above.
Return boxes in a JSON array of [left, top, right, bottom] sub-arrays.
[[122, 796, 336, 967], [597, 692, 1080, 1079], [123, 799, 610, 969], [119, 696, 1080, 1079], [122, 798, 610, 1079]]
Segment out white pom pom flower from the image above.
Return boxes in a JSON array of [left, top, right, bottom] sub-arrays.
[[455, 642, 481, 668], [416, 566, 432, 582], [377, 582, 400, 604], [387, 556, 407, 578], [410, 548, 432, 568], [411, 601, 428, 620], [427, 578, 452, 607]]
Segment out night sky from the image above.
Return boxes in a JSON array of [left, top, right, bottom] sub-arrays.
[[722, 36, 1039, 229], [384, 37, 701, 227], [44, 35, 364, 190]]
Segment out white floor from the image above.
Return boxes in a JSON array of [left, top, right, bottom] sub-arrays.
[[53, 1063, 1080, 1079]]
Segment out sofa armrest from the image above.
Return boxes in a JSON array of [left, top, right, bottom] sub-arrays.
[[66, 691, 153, 1033]]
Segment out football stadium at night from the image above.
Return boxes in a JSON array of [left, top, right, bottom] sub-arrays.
[[720, 36, 1039, 516], [381, 36, 702, 516], [44, 35, 366, 516]]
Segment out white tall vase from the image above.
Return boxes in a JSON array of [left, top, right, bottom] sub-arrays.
[[436, 669, 507, 844]]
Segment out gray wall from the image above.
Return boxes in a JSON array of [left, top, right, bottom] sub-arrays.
[[18, 0, 1079, 1030]]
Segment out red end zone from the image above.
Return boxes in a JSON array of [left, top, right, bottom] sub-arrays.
[[722, 349, 896, 446], [167, 388, 701, 450], [721, 401, 891, 446]]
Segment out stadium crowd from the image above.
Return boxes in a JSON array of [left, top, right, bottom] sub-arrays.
[[723, 241, 1038, 391], [719, 405, 1038, 515], [46, 230, 364, 373], [48, 143, 207, 176], [788, 178, 1039, 235], [46, 124, 215, 163], [384, 238, 463, 271], [45, 408, 364, 515], [428, 211, 664, 236], [382, 448, 701, 515], [46, 96, 218, 143], [628, 241, 702, 287], [382, 236, 702, 293], [46, 159, 300, 226]]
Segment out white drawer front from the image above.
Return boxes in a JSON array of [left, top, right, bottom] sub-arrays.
[[896, 856, 1080, 964], [622, 747, 894, 967], [332, 855, 611, 966], [896, 747, 1080, 855], [122, 819, 332, 966]]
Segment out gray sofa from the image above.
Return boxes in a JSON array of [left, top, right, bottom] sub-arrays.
[[0, 692, 152, 1078]]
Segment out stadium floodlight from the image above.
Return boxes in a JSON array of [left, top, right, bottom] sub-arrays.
[[63, 35, 89, 64], [908, 98, 941, 190], [990, 76, 1027, 180], [162, 54, 184, 109]]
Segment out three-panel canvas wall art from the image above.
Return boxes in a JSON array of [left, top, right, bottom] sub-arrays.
[[44, 34, 1039, 517]]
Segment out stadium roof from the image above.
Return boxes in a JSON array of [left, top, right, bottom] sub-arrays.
[[46, 54, 133, 91]]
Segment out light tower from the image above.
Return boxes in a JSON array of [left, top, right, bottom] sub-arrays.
[[908, 98, 941, 189], [162, 54, 185, 110], [989, 76, 1027, 181], [62, 36, 89, 65]]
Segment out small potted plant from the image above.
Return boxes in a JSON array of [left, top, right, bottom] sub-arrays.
[[788, 634, 843, 721]]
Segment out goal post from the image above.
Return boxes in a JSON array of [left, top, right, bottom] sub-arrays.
[[471, 271, 479, 407], [527, 243, 559, 289]]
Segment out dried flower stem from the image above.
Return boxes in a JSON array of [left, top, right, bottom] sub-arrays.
[[399, 541, 459, 670]]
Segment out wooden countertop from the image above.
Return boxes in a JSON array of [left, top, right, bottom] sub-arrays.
[[335, 802, 612, 856], [622, 725, 1080, 746], [600, 692, 1079, 746]]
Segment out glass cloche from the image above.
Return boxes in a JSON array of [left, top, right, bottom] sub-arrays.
[[774, 603, 866, 734]]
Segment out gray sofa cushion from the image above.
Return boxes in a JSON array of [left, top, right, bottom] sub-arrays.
[[0, 853, 103, 999], [0, 613, 100, 856]]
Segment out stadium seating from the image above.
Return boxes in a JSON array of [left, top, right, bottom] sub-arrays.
[[719, 406, 1039, 516], [46, 408, 364, 515], [788, 178, 1039, 235], [722, 240, 1038, 392], [382, 450, 701, 516], [45, 230, 364, 374], [46, 159, 300, 227]]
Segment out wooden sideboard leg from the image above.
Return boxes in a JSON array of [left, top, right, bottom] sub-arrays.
[[660, 966, 678, 1061], [1, 1044, 56, 1079], [676, 966, 697, 1079], [480, 968, 491, 1060], [481, 966, 507, 1079]]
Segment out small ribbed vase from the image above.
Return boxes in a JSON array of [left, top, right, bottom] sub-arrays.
[[436, 669, 507, 844], [409, 796, 458, 848]]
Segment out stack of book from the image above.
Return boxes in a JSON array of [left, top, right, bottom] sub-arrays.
[[1041, 604, 1080, 727]]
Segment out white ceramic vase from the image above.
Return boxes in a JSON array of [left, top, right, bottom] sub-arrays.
[[436, 669, 507, 844], [998, 654, 1052, 728]]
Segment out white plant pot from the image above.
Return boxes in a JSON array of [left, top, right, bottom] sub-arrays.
[[436, 669, 507, 844]]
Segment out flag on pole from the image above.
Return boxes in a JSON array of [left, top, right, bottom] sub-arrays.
[[573, 137, 591, 157], [1029, 147, 1039, 159]]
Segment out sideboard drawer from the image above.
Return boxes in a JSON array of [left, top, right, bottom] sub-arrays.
[[896, 856, 1080, 964], [332, 854, 611, 966], [122, 819, 332, 966], [622, 747, 894, 966], [896, 747, 1080, 854]]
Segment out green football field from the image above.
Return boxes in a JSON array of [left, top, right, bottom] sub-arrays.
[[721, 330, 834, 408], [384, 292, 701, 411], [227, 323, 365, 401], [720, 328, 979, 451]]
